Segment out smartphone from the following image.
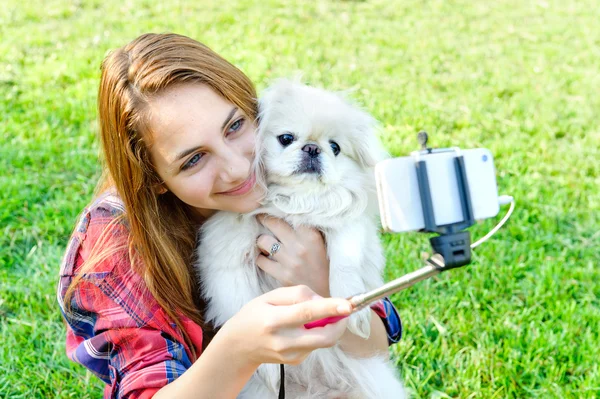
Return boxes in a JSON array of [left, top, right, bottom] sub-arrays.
[[375, 148, 500, 233]]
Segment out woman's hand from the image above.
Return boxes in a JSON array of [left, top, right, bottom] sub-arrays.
[[255, 215, 330, 297], [217, 285, 351, 368]]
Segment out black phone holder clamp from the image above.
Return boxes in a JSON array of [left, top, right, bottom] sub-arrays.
[[414, 131, 475, 270]]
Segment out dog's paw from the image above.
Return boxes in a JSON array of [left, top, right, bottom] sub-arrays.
[[347, 308, 371, 339]]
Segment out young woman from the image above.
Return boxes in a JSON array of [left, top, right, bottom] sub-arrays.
[[57, 33, 402, 399]]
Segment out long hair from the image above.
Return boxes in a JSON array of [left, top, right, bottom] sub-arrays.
[[64, 33, 258, 359]]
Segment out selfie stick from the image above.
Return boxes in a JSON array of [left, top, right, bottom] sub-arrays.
[[305, 132, 477, 329]]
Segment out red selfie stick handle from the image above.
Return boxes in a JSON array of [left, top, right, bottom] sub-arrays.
[[304, 315, 349, 329]]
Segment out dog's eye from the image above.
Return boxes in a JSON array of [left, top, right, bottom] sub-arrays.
[[329, 140, 341, 156], [278, 133, 295, 147]]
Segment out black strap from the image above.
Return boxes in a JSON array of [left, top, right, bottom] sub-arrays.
[[278, 364, 285, 399]]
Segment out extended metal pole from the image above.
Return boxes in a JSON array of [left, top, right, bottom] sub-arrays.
[[350, 254, 446, 310], [304, 255, 452, 329]]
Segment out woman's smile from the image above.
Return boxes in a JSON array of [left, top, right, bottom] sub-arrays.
[[218, 172, 257, 196]]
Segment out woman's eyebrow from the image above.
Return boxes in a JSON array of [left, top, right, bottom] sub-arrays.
[[173, 146, 203, 163], [221, 107, 238, 130]]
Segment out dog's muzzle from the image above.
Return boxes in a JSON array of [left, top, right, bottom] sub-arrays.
[[296, 144, 323, 175]]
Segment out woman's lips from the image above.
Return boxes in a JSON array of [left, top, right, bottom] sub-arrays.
[[219, 173, 256, 196]]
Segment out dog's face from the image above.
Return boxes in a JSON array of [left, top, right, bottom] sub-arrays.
[[256, 80, 386, 192]]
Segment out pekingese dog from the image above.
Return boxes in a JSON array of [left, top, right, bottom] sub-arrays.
[[196, 80, 406, 398]]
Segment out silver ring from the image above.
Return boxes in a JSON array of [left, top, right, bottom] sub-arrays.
[[269, 242, 281, 257]]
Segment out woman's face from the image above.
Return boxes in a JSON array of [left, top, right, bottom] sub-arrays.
[[146, 83, 263, 220]]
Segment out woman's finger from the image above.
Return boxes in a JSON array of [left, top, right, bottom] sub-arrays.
[[259, 285, 318, 306], [282, 320, 349, 351], [275, 296, 353, 328], [257, 214, 296, 245], [256, 254, 289, 284], [256, 234, 284, 259], [294, 224, 325, 245]]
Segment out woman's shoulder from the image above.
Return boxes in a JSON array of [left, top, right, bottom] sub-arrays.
[[58, 189, 162, 327], [86, 189, 126, 222], [59, 189, 128, 277]]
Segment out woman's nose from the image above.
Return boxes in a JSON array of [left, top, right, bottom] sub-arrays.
[[219, 150, 250, 183]]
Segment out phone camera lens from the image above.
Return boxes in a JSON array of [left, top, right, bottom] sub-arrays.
[[482, 154, 488, 162]]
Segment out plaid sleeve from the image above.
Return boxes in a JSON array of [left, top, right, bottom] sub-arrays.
[[370, 297, 402, 345], [60, 277, 194, 399], [57, 195, 203, 398]]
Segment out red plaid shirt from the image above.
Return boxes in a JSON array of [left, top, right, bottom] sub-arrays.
[[58, 192, 401, 398]]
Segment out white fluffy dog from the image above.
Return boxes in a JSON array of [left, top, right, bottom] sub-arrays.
[[196, 80, 406, 398]]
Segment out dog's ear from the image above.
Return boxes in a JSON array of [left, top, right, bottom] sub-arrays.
[[254, 79, 299, 195], [351, 108, 389, 169], [258, 78, 298, 115], [256, 78, 302, 145], [257, 79, 284, 136], [252, 98, 268, 194]]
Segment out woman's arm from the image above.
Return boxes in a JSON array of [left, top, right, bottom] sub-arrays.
[[156, 305, 386, 398], [153, 330, 257, 399], [155, 286, 354, 399], [338, 308, 389, 356], [340, 297, 403, 356]]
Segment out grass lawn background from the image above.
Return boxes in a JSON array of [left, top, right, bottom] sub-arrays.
[[1, 0, 599, 397]]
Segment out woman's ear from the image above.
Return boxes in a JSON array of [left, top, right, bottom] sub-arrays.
[[154, 183, 168, 195]]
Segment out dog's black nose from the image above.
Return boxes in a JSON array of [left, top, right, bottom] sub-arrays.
[[302, 144, 321, 158]]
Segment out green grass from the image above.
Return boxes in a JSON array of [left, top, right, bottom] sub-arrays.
[[1, 0, 599, 397]]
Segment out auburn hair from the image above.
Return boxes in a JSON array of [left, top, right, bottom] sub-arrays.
[[64, 33, 258, 359]]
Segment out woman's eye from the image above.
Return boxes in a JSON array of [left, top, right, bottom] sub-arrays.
[[182, 153, 203, 170], [227, 118, 245, 135], [329, 140, 341, 156], [278, 133, 295, 147]]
